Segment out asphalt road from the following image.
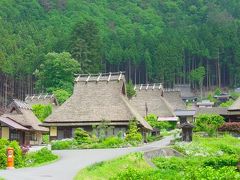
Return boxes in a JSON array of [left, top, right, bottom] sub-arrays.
[[0, 136, 173, 180]]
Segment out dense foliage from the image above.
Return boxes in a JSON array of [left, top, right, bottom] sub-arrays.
[[35, 52, 80, 93], [53, 89, 71, 105], [145, 114, 176, 130], [32, 104, 52, 122], [3, 1, 240, 106], [195, 114, 225, 136], [126, 80, 136, 99]]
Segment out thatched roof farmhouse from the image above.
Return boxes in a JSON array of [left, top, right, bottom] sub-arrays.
[[0, 99, 48, 145], [130, 84, 177, 121], [43, 72, 152, 140]]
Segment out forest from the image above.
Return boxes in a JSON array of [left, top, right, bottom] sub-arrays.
[[1, 0, 240, 107]]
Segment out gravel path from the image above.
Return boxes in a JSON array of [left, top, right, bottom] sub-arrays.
[[0, 136, 173, 180]]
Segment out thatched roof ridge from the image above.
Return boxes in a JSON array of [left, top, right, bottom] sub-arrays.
[[44, 74, 152, 130], [25, 94, 58, 107], [75, 72, 125, 82], [1, 100, 48, 132], [134, 83, 163, 91], [129, 85, 175, 118]]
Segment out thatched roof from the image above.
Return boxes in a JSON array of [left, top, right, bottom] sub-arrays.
[[1, 99, 48, 132], [173, 84, 196, 99], [25, 94, 58, 107], [43, 72, 152, 130], [130, 84, 175, 118], [163, 90, 186, 110], [194, 107, 228, 117], [228, 97, 240, 111]]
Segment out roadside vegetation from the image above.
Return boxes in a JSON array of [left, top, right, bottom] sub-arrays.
[[0, 139, 58, 169], [51, 119, 144, 150], [75, 135, 240, 180], [75, 113, 240, 179]]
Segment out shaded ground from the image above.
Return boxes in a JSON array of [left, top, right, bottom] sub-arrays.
[[0, 136, 173, 180]]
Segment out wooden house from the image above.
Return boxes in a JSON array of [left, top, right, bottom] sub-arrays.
[[43, 72, 152, 140], [0, 99, 48, 145]]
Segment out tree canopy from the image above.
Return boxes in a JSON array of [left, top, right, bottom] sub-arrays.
[[1, 1, 240, 105]]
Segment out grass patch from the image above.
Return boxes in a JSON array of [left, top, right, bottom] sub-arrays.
[[173, 134, 240, 156], [75, 135, 240, 179], [74, 153, 150, 180]]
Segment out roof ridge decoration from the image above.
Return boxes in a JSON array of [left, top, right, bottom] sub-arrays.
[[12, 99, 32, 110], [25, 93, 55, 101], [74, 71, 125, 83], [134, 83, 163, 91]]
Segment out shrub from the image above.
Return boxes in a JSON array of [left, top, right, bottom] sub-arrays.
[[0, 139, 9, 169], [203, 155, 238, 169], [24, 148, 58, 166], [53, 89, 71, 105], [145, 114, 176, 130], [102, 136, 124, 148], [32, 104, 52, 122], [195, 114, 225, 136], [214, 88, 222, 96], [125, 119, 142, 145], [42, 134, 50, 144], [126, 80, 136, 99], [185, 166, 240, 180], [220, 100, 234, 107], [74, 128, 91, 144], [219, 122, 240, 133], [51, 139, 78, 150]]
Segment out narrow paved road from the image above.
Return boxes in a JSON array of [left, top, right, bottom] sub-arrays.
[[0, 136, 173, 180]]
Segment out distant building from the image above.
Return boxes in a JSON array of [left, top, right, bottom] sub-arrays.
[[173, 84, 197, 102], [25, 94, 59, 109], [227, 97, 240, 122], [196, 100, 214, 108], [0, 99, 48, 145], [214, 93, 231, 103], [43, 72, 152, 140], [130, 84, 177, 122]]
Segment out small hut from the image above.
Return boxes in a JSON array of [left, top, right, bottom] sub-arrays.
[[0, 99, 48, 145], [43, 72, 152, 140]]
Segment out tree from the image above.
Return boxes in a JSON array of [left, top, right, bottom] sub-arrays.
[[35, 52, 80, 93], [190, 66, 205, 99], [126, 80, 136, 99], [53, 89, 71, 105], [125, 118, 142, 144], [70, 20, 102, 73]]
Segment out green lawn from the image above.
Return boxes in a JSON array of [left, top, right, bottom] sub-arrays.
[[74, 153, 151, 180], [75, 135, 240, 180]]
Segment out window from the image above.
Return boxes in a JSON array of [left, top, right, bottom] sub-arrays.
[[30, 133, 37, 141], [10, 130, 21, 141]]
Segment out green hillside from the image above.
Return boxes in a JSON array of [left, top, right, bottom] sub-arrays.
[[0, 0, 240, 92]]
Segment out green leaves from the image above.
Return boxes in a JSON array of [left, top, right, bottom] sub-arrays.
[[35, 52, 80, 93], [32, 104, 52, 122], [195, 114, 225, 136]]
